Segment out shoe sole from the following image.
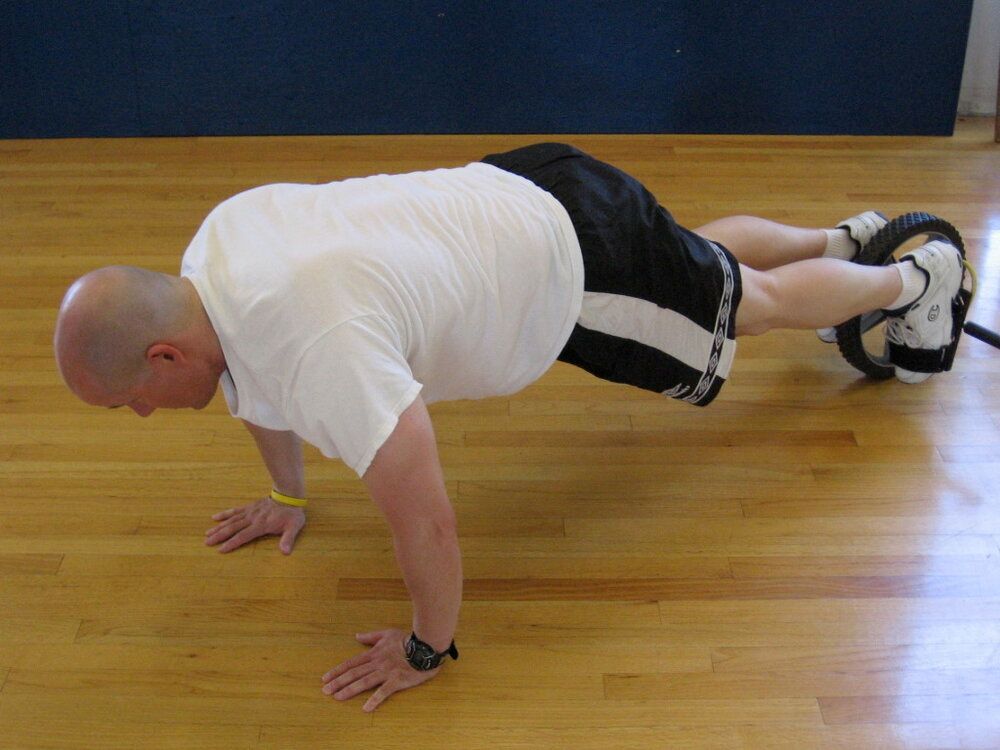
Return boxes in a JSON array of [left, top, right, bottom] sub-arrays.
[[894, 368, 932, 384]]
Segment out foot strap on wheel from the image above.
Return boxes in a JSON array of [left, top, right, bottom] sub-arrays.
[[887, 282, 973, 374], [887, 342, 949, 373]]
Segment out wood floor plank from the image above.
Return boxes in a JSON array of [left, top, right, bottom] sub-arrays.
[[10, 639, 710, 680], [740, 495, 1000, 520], [938, 445, 1000, 463], [338, 574, 998, 602], [0, 717, 262, 750], [368, 697, 825, 729], [9, 529, 991, 558], [660, 596, 1000, 621], [457, 479, 747, 518], [71, 600, 668, 647], [818, 693, 1000, 727], [564, 515, 1000, 540], [4, 662, 606, 705], [738, 724, 970, 750], [457, 533, 999, 557], [729, 554, 996, 578], [645, 618, 1000, 648], [54, 549, 734, 579], [604, 668, 1000, 700], [440, 444, 941, 468], [0, 553, 63, 575], [464, 428, 858, 448], [711, 643, 1000, 673], [258, 725, 743, 750], [0, 618, 80, 645], [0, 690, 370, 732]]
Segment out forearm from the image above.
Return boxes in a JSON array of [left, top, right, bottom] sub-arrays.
[[362, 396, 463, 653], [242, 420, 305, 497], [322, 397, 459, 711], [392, 520, 463, 652]]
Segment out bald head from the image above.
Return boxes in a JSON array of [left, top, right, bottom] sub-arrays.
[[54, 266, 200, 401]]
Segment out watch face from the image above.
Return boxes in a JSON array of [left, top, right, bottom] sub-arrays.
[[406, 636, 438, 670]]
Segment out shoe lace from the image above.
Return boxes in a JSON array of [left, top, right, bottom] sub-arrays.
[[885, 316, 921, 348]]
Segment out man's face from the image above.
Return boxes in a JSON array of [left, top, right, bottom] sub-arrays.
[[78, 355, 219, 417]]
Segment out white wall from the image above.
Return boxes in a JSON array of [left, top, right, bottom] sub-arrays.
[[959, 0, 999, 115]]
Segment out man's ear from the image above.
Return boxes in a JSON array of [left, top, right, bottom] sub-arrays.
[[146, 343, 185, 365]]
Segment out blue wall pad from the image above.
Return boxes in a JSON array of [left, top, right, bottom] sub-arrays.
[[1, 1, 974, 138]]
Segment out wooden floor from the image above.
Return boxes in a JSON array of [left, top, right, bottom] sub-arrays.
[[1, 119, 998, 749]]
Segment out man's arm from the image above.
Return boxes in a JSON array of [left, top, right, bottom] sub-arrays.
[[363, 395, 462, 651], [321, 394, 462, 711], [241, 420, 306, 497], [204, 421, 307, 554]]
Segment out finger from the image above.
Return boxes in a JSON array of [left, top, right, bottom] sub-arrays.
[[322, 651, 373, 683], [204, 517, 244, 539], [205, 509, 249, 535], [207, 508, 249, 534], [278, 524, 300, 555], [210, 508, 238, 522], [355, 630, 390, 646], [363, 683, 395, 713], [321, 663, 377, 696], [335, 671, 384, 702], [217, 523, 265, 553], [204, 518, 252, 546]]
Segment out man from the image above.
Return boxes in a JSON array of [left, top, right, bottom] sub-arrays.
[[53, 143, 963, 712]]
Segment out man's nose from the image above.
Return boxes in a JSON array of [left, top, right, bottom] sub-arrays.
[[129, 402, 155, 417]]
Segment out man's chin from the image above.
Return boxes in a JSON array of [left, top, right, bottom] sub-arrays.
[[194, 382, 220, 409]]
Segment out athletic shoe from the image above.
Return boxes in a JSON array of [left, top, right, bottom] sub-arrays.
[[884, 240, 963, 384], [817, 211, 889, 343]]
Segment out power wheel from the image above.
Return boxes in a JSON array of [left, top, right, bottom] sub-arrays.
[[834, 212, 969, 379]]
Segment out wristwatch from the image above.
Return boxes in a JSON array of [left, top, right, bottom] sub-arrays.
[[404, 632, 459, 671]]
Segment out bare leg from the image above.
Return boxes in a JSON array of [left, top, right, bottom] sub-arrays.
[[695, 216, 827, 270], [736, 259, 901, 336], [694, 214, 901, 337]]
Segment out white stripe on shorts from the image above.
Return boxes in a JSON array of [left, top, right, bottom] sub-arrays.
[[576, 291, 737, 385]]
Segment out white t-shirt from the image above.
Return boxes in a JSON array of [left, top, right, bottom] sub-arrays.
[[180, 162, 584, 476]]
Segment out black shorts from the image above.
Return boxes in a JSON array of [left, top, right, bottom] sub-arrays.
[[482, 143, 742, 406]]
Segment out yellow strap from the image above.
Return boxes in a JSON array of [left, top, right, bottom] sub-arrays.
[[962, 259, 978, 300], [270, 488, 307, 508]]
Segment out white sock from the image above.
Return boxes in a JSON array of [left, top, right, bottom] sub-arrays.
[[822, 228, 857, 260], [886, 260, 928, 311]]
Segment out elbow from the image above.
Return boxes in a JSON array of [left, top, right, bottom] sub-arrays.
[[399, 508, 459, 548], [429, 508, 459, 541]]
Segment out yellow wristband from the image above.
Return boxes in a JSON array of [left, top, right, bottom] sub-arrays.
[[270, 488, 307, 508]]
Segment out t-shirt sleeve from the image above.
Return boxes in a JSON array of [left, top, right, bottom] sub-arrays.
[[284, 316, 423, 477]]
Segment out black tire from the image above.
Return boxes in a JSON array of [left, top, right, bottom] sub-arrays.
[[835, 212, 965, 379]]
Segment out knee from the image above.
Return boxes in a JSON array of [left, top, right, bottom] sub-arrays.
[[735, 317, 772, 337], [694, 215, 756, 246], [735, 267, 778, 336]]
